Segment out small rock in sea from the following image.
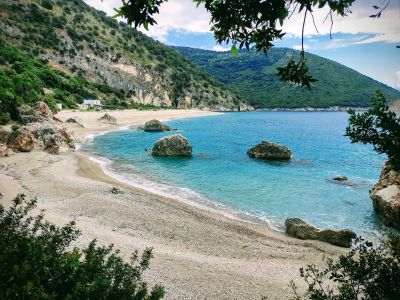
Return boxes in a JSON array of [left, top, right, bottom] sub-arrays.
[[247, 140, 292, 160], [285, 218, 356, 248], [143, 119, 172, 132], [98, 113, 117, 125], [111, 186, 124, 194], [333, 176, 348, 182], [152, 134, 192, 156]]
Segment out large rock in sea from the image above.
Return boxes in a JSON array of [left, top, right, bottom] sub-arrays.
[[7, 127, 37, 152], [152, 134, 192, 156], [143, 119, 171, 132], [285, 218, 356, 247], [370, 162, 400, 229], [247, 141, 292, 160]]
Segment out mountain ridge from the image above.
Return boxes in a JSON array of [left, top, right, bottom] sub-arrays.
[[174, 46, 400, 109]]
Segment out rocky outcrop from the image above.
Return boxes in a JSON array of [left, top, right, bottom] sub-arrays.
[[152, 134, 192, 156], [370, 162, 400, 229], [143, 119, 171, 132], [19, 102, 53, 124], [98, 113, 117, 125], [247, 141, 292, 160], [285, 218, 356, 247], [6, 102, 75, 155], [7, 127, 37, 152]]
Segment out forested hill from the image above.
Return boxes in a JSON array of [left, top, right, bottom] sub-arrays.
[[175, 47, 400, 109], [0, 0, 249, 123]]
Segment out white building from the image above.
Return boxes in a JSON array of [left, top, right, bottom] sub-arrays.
[[79, 99, 103, 109]]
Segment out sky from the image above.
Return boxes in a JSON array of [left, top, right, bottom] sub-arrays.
[[84, 0, 400, 89]]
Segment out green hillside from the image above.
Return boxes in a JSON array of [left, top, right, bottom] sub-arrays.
[[175, 47, 400, 109], [0, 0, 248, 123]]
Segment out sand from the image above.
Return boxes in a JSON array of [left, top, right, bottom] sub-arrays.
[[0, 109, 346, 299]]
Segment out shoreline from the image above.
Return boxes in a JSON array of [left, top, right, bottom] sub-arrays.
[[0, 109, 346, 299], [257, 106, 369, 112]]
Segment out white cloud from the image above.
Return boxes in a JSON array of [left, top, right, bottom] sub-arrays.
[[84, 0, 399, 46], [395, 70, 400, 89], [293, 44, 310, 50], [212, 45, 229, 52]]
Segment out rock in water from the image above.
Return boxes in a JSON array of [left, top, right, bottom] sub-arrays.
[[247, 141, 292, 160], [333, 176, 348, 182], [143, 119, 171, 132], [98, 113, 117, 125], [370, 162, 400, 229], [152, 134, 192, 156], [7, 127, 37, 152], [285, 218, 356, 247]]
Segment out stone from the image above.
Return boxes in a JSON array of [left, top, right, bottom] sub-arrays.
[[98, 113, 117, 125], [19, 102, 53, 124], [0, 143, 7, 157], [29, 122, 71, 155], [7, 127, 37, 152], [247, 141, 292, 160], [66, 117, 84, 128], [370, 162, 400, 229], [143, 119, 171, 132], [285, 218, 356, 247], [152, 134, 192, 156], [333, 176, 348, 182]]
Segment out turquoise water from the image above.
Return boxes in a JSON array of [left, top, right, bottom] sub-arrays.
[[83, 112, 386, 237]]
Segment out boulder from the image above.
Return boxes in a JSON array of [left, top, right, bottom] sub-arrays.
[[370, 162, 400, 229], [285, 218, 356, 247], [0, 143, 7, 157], [98, 113, 117, 125], [7, 127, 37, 152], [143, 119, 171, 132], [66, 117, 84, 128], [152, 134, 192, 156], [247, 141, 292, 160], [29, 122, 72, 155], [19, 102, 53, 124]]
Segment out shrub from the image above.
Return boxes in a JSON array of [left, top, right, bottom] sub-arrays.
[[293, 237, 400, 299], [41, 0, 53, 10], [0, 113, 11, 125], [0, 195, 165, 299], [345, 90, 400, 170]]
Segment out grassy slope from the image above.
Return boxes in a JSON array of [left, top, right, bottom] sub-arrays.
[[175, 47, 400, 108]]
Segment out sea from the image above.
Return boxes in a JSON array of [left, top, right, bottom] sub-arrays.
[[81, 111, 387, 238]]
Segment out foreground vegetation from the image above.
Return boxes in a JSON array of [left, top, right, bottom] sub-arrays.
[[175, 47, 400, 109], [0, 194, 164, 299]]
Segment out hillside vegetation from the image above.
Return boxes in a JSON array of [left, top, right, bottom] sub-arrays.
[[175, 47, 400, 109], [0, 0, 248, 123]]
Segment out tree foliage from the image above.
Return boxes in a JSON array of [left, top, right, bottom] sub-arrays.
[[0, 194, 165, 300], [115, 0, 368, 89], [294, 237, 400, 299], [345, 90, 400, 170]]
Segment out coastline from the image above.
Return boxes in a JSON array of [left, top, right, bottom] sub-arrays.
[[0, 109, 346, 299], [258, 106, 369, 112]]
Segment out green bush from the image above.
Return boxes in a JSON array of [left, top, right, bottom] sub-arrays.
[[346, 90, 400, 170], [0, 195, 165, 299], [0, 113, 11, 125], [41, 0, 53, 10], [293, 237, 400, 299]]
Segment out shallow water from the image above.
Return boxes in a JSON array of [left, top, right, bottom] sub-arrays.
[[82, 111, 386, 237]]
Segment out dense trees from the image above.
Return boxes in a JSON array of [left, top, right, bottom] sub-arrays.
[[0, 194, 164, 299]]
